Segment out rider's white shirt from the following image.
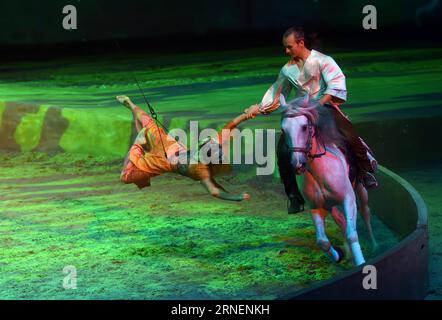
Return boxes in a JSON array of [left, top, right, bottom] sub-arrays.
[[259, 49, 347, 114]]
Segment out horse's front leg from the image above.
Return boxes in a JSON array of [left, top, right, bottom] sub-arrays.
[[356, 183, 378, 251], [311, 208, 344, 263], [343, 195, 366, 266]]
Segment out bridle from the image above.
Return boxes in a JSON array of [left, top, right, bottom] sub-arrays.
[[282, 114, 326, 159]]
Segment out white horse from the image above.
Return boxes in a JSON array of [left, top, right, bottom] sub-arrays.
[[280, 95, 377, 266]]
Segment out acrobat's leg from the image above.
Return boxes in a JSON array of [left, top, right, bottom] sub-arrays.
[[120, 152, 132, 182], [130, 104, 153, 133], [356, 183, 378, 251], [116, 95, 185, 160], [119, 144, 151, 188], [117, 95, 153, 132], [120, 143, 142, 183], [210, 177, 228, 193], [311, 208, 343, 263]]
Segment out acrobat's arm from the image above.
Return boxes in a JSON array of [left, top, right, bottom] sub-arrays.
[[222, 113, 249, 131], [243, 83, 286, 120], [212, 112, 250, 161], [201, 178, 250, 202], [210, 177, 228, 193]]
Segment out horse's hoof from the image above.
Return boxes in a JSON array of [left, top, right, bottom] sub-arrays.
[[335, 246, 345, 263]]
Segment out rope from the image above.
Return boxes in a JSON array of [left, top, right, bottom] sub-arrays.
[[113, 40, 169, 158]]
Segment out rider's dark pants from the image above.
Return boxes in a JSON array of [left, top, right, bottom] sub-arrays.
[[277, 132, 304, 203]]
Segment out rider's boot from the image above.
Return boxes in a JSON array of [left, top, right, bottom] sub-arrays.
[[287, 194, 305, 214], [361, 172, 379, 189]]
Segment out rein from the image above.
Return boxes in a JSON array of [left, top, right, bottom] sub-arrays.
[[113, 40, 170, 158], [282, 114, 326, 159]]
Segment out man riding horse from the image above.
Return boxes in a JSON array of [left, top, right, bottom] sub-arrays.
[[244, 26, 378, 214]]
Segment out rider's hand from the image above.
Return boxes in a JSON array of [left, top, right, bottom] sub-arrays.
[[243, 104, 261, 119]]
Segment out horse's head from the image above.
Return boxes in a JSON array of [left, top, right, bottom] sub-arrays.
[[280, 95, 318, 174]]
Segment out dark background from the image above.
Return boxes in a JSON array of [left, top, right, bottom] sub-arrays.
[[0, 0, 440, 59]]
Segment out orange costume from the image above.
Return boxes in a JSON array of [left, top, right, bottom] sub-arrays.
[[121, 116, 214, 189]]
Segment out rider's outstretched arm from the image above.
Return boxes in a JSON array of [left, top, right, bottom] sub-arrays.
[[201, 178, 250, 202], [244, 84, 286, 119]]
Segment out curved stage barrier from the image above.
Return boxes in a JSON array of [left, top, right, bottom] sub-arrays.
[[282, 166, 429, 300]]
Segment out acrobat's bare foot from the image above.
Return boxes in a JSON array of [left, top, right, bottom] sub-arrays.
[[116, 95, 132, 109]]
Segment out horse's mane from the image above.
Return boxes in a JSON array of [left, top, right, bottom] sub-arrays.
[[284, 97, 347, 150]]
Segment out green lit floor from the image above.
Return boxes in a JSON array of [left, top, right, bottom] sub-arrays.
[[0, 46, 440, 299], [0, 152, 397, 299]]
